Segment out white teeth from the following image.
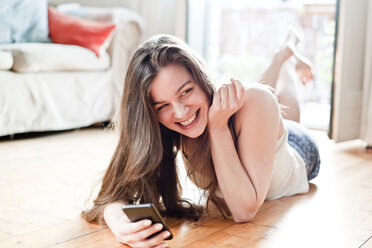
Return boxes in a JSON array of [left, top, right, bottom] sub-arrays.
[[179, 111, 197, 126]]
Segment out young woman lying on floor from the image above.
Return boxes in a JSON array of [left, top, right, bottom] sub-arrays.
[[82, 33, 320, 248]]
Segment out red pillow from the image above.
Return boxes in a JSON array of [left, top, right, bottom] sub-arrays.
[[48, 6, 115, 57]]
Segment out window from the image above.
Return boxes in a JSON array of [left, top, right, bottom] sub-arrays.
[[187, 0, 336, 130]]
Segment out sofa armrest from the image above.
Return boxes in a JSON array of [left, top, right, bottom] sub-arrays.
[[108, 18, 142, 116], [84, 8, 143, 116]]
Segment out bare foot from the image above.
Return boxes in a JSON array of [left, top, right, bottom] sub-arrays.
[[274, 29, 301, 65], [285, 28, 301, 46], [293, 50, 313, 85], [283, 28, 314, 85]]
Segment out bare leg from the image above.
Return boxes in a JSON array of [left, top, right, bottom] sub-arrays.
[[275, 61, 301, 122], [258, 32, 313, 123], [258, 46, 301, 122], [258, 46, 293, 89]]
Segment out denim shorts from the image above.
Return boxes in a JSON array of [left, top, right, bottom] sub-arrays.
[[284, 119, 320, 180]]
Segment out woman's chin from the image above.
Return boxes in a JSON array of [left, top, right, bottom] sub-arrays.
[[181, 125, 206, 139]]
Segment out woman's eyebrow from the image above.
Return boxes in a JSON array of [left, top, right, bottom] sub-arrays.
[[176, 80, 192, 94], [152, 80, 192, 106]]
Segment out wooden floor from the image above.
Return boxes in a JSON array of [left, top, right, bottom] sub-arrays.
[[0, 127, 371, 248]]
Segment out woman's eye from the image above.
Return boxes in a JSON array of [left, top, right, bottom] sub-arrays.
[[157, 104, 168, 111], [181, 88, 193, 96]]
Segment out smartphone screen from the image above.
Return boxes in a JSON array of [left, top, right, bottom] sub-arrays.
[[121, 203, 173, 240]]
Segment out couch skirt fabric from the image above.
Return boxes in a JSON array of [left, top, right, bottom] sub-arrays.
[[0, 70, 115, 136]]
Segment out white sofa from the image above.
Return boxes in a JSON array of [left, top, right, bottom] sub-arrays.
[[0, 6, 143, 137]]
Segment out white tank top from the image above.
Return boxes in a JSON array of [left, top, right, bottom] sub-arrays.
[[183, 125, 309, 200], [265, 126, 309, 200]]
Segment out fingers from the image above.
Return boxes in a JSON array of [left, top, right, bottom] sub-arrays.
[[226, 82, 237, 103], [212, 91, 220, 106], [214, 79, 245, 109], [208, 78, 245, 130], [145, 230, 171, 246], [133, 223, 165, 241], [127, 230, 170, 248], [217, 82, 236, 104], [117, 220, 171, 247], [218, 84, 229, 107], [230, 78, 245, 104], [120, 219, 152, 235], [153, 241, 169, 248]]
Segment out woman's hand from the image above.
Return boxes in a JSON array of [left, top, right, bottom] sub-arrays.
[[104, 203, 170, 248], [112, 217, 170, 248], [208, 78, 245, 131]]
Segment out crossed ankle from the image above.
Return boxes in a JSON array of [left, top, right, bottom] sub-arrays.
[[274, 45, 294, 64]]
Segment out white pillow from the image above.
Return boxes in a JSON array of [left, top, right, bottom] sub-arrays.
[[0, 50, 13, 70], [2, 43, 110, 73]]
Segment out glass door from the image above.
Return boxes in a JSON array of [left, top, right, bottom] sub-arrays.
[[187, 0, 337, 131]]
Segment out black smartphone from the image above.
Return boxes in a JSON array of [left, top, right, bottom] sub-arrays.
[[121, 203, 173, 240]]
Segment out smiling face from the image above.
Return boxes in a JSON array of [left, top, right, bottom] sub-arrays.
[[150, 64, 210, 139]]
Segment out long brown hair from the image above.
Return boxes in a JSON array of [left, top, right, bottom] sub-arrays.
[[82, 34, 231, 225]]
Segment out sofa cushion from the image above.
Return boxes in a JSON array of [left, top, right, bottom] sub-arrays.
[[0, 0, 50, 44], [0, 43, 110, 73], [48, 6, 116, 57], [0, 50, 13, 70]]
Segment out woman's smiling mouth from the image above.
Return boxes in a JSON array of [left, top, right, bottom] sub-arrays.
[[177, 109, 200, 128]]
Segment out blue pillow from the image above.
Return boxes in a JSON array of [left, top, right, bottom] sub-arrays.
[[0, 0, 50, 43]]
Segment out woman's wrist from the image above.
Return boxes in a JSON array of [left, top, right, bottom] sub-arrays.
[[208, 122, 230, 137], [103, 202, 127, 224]]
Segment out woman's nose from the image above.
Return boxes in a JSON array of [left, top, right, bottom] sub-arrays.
[[173, 103, 189, 119]]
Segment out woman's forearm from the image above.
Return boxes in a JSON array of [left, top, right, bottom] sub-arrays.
[[208, 126, 261, 222]]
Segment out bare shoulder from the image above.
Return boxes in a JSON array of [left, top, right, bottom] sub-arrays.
[[243, 83, 277, 104], [234, 84, 280, 136], [239, 83, 279, 115]]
